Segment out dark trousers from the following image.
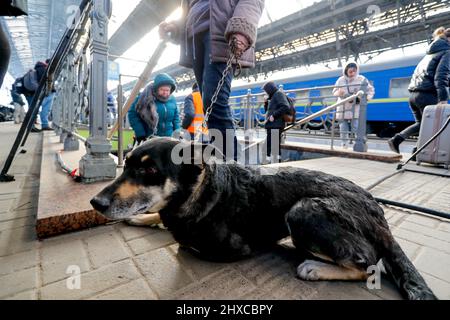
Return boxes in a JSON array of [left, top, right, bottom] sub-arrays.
[[192, 31, 237, 161], [266, 129, 282, 157], [399, 91, 438, 139], [0, 24, 11, 89]]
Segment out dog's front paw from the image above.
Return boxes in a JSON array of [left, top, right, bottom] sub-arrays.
[[297, 260, 322, 281], [125, 213, 161, 227], [125, 216, 147, 226]]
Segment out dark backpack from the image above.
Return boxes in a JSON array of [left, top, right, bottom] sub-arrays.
[[23, 69, 39, 92], [283, 95, 296, 123]]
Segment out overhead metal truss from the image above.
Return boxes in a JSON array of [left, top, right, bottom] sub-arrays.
[[131, 0, 450, 91], [1, 0, 82, 79]]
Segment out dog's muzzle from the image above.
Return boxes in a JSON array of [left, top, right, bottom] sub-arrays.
[[90, 196, 111, 213]]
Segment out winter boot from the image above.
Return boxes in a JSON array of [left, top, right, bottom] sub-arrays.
[[388, 134, 404, 154]]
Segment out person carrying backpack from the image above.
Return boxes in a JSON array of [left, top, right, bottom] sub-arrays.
[[10, 77, 26, 124], [21, 61, 48, 132], [262, 81, 292, 163]]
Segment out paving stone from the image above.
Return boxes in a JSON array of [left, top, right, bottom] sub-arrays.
[[363, 276, 403, 300], [42, 225, 116, 245], [0, 216, 35, 232], [84, 232, 130, 269], [40, 260, 140, 300], [414, 247, 450, 282], [241, 273, 318, 300], [0, 180, 24, 195], [387, 212, 407, 226], [0, 249, 39, 277], [392, 228, 450, 254], [169, 244, 227, 281], [405, 214, 441, 228], [5, 290, 37, 300], [0, 207, 36, 222], [127, 230, 175, 256], [170, 268, 256, 300], [421, 273, 450, 300], [233, 250, 298, 287], [116, 223, 161, 242], [395, 238, 421, 261], [89, 279, 158, 300], [0, 267, 38, 299], [438, 222, 450, 233], [0, 226, 37, 257], [41, 239, 91, 285], [0, 199, 15, 213], [311, 281, 381, 300], [398, 221, 450, 243], [135, 248, 194, 298]]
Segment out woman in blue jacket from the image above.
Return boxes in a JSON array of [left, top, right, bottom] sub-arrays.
[[128, 73, 180, 142]]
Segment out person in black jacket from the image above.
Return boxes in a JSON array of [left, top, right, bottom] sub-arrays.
[[263, 81, 290, 163], [388, 27, 450, 153]]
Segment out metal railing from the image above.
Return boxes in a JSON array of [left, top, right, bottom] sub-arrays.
[[0, 0, 122, 183], [223, 81, 370, 153]]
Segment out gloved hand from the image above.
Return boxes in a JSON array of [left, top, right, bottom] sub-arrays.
[[158, 21, 177, 40], [229, 33, 250, 58]]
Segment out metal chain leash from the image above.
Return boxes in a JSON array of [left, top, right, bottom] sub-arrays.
[[201, 38, 244, 132]]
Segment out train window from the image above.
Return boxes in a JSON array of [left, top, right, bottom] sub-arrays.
[[390, 77, 411, 98]]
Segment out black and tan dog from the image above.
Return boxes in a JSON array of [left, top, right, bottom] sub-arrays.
[[91, 137, 436, 300]]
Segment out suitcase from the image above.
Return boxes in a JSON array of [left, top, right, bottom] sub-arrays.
[[416, 105, 450, 169]]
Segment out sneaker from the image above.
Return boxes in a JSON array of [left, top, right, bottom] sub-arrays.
[[387, 134, 404, 154], [30, 127, 42, 133]]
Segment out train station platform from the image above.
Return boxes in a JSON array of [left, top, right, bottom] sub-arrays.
[[1, 122, 449, 300]]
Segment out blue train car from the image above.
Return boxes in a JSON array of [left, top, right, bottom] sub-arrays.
[[230, 54, 424, 136]]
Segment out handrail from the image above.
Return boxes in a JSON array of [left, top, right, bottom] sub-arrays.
[[241, 91, 364, 152], [284, 91, 364, 132]]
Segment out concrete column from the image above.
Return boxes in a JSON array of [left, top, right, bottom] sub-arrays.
[[79, 0, 116, 183]]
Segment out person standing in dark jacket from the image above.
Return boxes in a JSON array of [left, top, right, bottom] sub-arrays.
[[159, 0, 265, 161], [388, 27, 450, 153], [262, 81, 290, 163]]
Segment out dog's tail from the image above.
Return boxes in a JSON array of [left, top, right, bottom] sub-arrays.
[[381, 237, 437, 300]]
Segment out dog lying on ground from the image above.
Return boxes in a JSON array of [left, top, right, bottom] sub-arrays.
[[91, 137, 436, 300]]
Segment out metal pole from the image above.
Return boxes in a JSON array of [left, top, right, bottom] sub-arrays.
[[117, 75, 124, 168]]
